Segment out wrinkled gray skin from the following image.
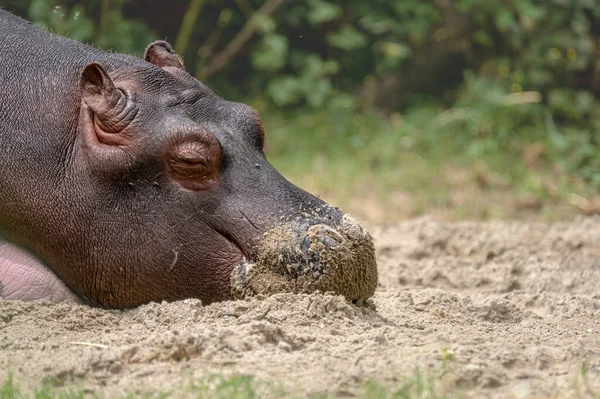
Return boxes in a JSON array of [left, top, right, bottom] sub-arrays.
[[0, 10, 375, 308]]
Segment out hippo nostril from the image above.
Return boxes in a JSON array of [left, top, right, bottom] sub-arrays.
[[340, 215, 366, 241], [307, 224, 344, 250], [300, 235, 311, 267], [280, 224, 347, 278], [300, 235, 311, 254]]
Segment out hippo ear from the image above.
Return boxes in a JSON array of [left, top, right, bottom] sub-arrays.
[[145, 41, 185, 70], [80, 63, 125, 115], [80, 63, 134, 142]]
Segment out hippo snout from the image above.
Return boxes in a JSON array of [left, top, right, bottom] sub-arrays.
[[230, 214, 378, 302], [296, 224, 345, 278]]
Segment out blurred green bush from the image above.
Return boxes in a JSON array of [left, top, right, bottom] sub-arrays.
[[2, 0, 599, 189]]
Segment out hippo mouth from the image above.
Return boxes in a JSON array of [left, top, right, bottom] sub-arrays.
[[0, 216, 376, 305], [229, 214, 378, 302]]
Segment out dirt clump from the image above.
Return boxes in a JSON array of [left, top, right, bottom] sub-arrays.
[[231, 214, 378, 302], [1, 216, 600, 398]]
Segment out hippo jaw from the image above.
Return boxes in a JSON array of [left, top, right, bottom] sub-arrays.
[[230, 214, 378, 302]]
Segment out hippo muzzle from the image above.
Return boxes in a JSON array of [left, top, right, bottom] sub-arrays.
[[231, 214, 378, 302]]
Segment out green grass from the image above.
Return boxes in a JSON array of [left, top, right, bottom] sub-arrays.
[[1, 369, 448, 399], [185, 374, 257, 399], [0, 371, 87, 399], [4, 366, 599, 399], [350, 368, 448, 399], [256, 102, 594, 224]]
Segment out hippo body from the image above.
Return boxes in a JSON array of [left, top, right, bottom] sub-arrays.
[[0, 9, 377, 308]]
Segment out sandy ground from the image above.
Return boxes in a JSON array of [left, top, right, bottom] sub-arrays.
[[1, 216, 600, 398]]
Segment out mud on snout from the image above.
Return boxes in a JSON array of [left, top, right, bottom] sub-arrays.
[[230, 214, 378, 302]]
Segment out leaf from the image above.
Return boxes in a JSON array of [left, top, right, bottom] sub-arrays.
[[267, 76, 303, 106], [252, 34, 289, 71], [473, 30, 494, 48], [303, 77, 333, 107], [322, 59, 340, 74], [378, 42, 411, 59], [494, 9, 516, 32], [307, 0, 342, 25], [217, 8, 233, 29], [516, 2, 545, 23], [327, 24, 368, 51], [575, 90, 594, 113], [298, 53, 326, 76], [358, 15, 395, 35], [254, 14, 276, 33], [548, 88, 594, 120]]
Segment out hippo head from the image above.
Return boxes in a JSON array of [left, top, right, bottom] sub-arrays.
[[68, 41, 377, 308]]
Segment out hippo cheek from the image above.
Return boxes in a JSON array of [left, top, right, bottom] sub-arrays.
[[169, 235, 245, 304], [230, 214, 378, 302]]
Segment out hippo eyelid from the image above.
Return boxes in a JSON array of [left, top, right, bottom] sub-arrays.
[[174, 152, 210, 167], [167, 124, 220, 146], [165, 128, 223, 191]]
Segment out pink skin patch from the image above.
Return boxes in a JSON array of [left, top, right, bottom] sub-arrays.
[[0, 240, 81, 303]]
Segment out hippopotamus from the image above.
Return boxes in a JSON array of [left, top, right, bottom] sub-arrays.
[[0, 9, 377, 308]]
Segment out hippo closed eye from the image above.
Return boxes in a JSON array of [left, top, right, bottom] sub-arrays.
[[0, 10, 377, 308]]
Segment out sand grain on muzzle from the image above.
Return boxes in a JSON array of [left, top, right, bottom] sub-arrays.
[[231, 214, 378, 301]]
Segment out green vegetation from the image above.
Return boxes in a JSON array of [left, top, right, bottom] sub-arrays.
[[7, 367, 599, 399], [2, 357, 597, 398], [261, 102, 593, 223], [358, 369, 449, 399], [0, 371, 86, 399], [1, 0, 598, 220], [1, 369, 451, 399], [185, 374, 257, 399]]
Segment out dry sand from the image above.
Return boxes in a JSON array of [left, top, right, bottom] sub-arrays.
[[1, 216, 599, 398]]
